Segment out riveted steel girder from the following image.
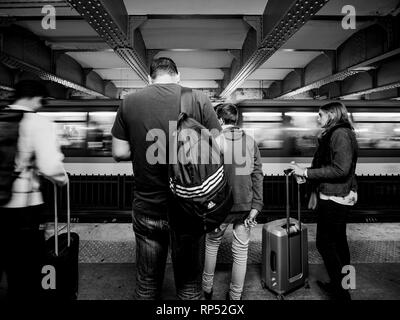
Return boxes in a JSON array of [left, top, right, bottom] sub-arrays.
[[338, 81, 400, 99], [65, 0, 149, 83], [220, 0, 330, 99], [0, 51, 107, 98], [278, 47, 400, 99]]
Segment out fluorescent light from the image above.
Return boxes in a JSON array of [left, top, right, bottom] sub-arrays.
[[355, 128, 369, 133], [351, 66, 376, 72], [394, 128, 400, 132], [284, 128, 310, 131], [242, 112, 282, 121], [39, 112, 84, 118], [242, 112, 282, 117], [285, 112, 317, 117], [352, 113, 400, 117], [89, 112, 116, 117]]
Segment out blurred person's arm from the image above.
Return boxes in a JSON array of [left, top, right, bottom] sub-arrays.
[[33, 116, 68, 186]]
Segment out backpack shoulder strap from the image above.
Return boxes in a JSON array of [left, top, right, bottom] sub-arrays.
[[180, 86, 193, 115], [180, 87, 205, 125]]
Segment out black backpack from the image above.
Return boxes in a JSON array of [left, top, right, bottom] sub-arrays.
[[169, 88, 233, 235], [0, 107, 26, 205]]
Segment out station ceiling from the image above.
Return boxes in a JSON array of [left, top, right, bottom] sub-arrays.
[[0, 0, 400, 100]]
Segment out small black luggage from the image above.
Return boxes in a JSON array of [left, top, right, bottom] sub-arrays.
[[261, 170, 309, 299], [43, 182, 79, 300]]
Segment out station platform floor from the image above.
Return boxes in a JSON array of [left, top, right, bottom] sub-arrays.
[[1, 223, 399, 300]]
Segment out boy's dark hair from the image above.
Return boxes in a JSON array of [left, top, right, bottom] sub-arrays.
[[150, 57, 179, 79], [13, 80, 49, 101], [216, 103, 238, 125]]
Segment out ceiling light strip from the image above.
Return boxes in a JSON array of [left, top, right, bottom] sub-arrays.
[[65, 0, 149, 84], [0, 84, 14, 91], [220, 0, 330, 98], [0, 52, 107, 97]]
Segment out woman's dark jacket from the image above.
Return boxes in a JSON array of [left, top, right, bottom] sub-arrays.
[[307, 122, 358, 197]]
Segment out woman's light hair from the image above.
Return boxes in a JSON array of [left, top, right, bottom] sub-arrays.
[[320, 101, 353, 130]]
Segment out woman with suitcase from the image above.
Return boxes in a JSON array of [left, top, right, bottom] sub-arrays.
[[288, 101, 358, 301]]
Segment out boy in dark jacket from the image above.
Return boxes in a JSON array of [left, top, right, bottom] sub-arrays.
[[202, 103, 263, 300]]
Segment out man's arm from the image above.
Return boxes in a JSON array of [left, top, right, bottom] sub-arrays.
[[112, 137, 131, 162], [111, 99, 131, 162]]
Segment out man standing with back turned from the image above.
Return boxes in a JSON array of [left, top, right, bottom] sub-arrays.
[[111, 57, 221, 300]]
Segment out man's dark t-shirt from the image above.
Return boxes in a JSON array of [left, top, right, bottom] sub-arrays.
[[111, 83, 221, 218]]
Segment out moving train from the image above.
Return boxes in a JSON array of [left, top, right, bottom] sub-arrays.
[[3, 99, 399, 176]]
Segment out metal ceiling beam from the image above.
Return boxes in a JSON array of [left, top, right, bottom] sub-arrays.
[[0, 51, 107, 98], [65, 0, 149, 84], [0, 1, 67, 9], [338, 82, 400, 99], [220, 0, 330, 99], [310, 15, 378, 22], [277, 47, 400, 99]]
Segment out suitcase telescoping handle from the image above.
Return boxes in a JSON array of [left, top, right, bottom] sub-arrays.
[[284, 169, 304, 281], [283, 169, 302, 232], [53, 180, 71, 256]]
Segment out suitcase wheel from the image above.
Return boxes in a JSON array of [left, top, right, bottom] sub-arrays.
[[277, 294, 285, 300], [305, 280, 310, 289]]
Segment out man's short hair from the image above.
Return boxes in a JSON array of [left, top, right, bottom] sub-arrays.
[[13, 80, 49, 101], [216, 103, 238, 125], [150, 57, 179, 79]]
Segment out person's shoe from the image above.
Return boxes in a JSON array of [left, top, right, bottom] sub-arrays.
[[317, 281, 352, 301], [226, 291, 242, 300], [316, 280, 334, 295], [333, 289, 352, 301], [204, 290, 213, 300]]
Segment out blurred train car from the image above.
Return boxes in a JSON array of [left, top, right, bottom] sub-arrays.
[[12, 99, 398, 176], [2, 99, 399, 223]]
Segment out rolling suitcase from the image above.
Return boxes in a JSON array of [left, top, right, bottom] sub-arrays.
[[261, 170, 308, 299], [43, 181, 79, 300]]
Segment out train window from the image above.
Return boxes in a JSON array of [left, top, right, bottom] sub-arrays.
[[352, 113, 400, 122], [354, 123, 400, 149], [241, 122, 282, 149], [55, 123, 87, 149], [242, 112, 282, 122], [37, 112, 87, 122], [87, 112, 116, 155]]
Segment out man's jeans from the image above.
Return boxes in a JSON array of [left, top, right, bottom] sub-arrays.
[[132, 210, 204, 300]]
